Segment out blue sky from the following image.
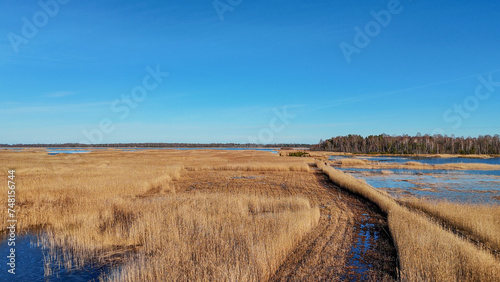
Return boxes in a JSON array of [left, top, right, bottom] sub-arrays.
[[1, 0, 499, 144]]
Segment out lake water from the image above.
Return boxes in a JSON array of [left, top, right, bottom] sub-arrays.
[[341, 167, 500, 177], [7, 147, 280, 155], [0, 233, 109, 281], [339, 167, 500, 204], [329, 155, 500, 165], [329, 155, 500, 204], [47, 150, 92, 155]]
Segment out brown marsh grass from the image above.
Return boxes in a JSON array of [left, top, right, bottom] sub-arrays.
[[177, 162, 398, 280], [316, 160, 500, 281], [3, 149, 497, 280], [316, 161, 397, 213], [389, 205, 500, 281], [184, 163, 310, 172], [0, 150, 319, 281], [401, 198, 500, 252], [106, 194, 319, 281]]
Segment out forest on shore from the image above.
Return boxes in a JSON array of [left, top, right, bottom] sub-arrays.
[[311, 134, 500, 155]]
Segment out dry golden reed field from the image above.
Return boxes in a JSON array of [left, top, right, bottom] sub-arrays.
[[0, 149, 318, 281], [0, 149, 499, 281], [317, 161, 500, 281]]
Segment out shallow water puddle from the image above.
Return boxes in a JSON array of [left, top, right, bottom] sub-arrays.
[[47, 150, 91, 156], [343, 214, 379, 280], [0, 233, 110, 281]]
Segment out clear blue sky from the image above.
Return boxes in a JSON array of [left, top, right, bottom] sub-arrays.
[[1, 0, 499, 144]]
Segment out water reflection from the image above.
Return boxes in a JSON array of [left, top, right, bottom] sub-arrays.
[[339, 168, 500, 204], [0, 233, 110, 281], [344, 214, 378, 280], [42, 147, 278, 155], [329, 155, 500, 165], [47, 150, 91, 156]]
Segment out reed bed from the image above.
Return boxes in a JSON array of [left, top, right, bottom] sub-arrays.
[[390, 206, 500, 281], [316, 161, 397, 213], [105, 194, 320, 281], [316, 160, 500, 281], [401, 198, 500, 252], [185, 163, 310, 172], [0, 150, 318, 281]]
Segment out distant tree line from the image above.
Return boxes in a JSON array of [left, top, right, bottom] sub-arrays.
[[0, 143, 311, 148], [311, 134, 500, 155]]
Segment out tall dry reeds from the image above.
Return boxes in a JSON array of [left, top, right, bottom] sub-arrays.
[[315, 160, 500, 281], [185, 163, 310, 172], [316, 161, 397, 213], [389, 206, 500, 281], [401, 198, 500, 252], [105, 194, 320, 281], [0, 150, 319, 281]]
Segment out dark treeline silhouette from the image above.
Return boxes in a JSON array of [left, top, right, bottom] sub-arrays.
[[311, 134, 500, 155], [0, 143, 311, 148]]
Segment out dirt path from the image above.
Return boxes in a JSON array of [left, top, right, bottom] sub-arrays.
[[174, 166, 398, 281], [270, 171, 397, 281]]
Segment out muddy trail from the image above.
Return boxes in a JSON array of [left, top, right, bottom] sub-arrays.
[[269, 168, 397, 281], [174, 165, 398, 281]]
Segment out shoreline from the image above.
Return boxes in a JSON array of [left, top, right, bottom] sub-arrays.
[[305, 151, 500, 159], [328, 160, 500, 171]]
